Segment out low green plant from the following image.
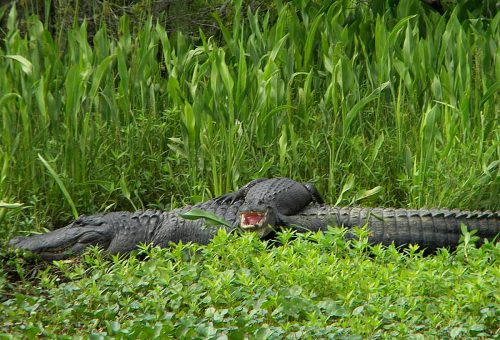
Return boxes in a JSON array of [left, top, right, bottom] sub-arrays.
[[1, 230, 498, 337]]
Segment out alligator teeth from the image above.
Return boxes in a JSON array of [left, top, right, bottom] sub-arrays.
[[240, 211, 265, 229]]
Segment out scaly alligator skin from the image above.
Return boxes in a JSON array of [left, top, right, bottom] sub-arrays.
[[217, 177, 322, 234], [8, 178, 316, 260], [277, 205, 500, 251], [8, 202, 240, 261], [8, 177, 500, 259]]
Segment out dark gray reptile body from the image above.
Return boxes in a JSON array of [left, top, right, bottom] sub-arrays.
[[8, 200, 243, 260], [8, 178, 315, 259], [279, 205, 500, 250], [8, 177, 500, 259], [219, 177, 320, 214]]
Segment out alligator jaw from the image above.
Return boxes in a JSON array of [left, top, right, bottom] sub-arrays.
[[8, 226, 112, 260], [36, 241, 88, 261], [240, 211, 265, 228], [239, 210, 274, 237]]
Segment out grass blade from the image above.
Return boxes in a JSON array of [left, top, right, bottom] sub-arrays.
[[38, 154, 78, 218]]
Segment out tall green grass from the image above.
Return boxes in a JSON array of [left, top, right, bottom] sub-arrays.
[[0, 0, 498, 235]]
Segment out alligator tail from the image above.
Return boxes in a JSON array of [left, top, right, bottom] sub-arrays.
[[283, 206, 500, 250]]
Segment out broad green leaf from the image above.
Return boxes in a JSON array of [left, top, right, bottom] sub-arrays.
[[369, 132, 385, 166], [179, 209, 232, 228], [352, 186, 384, 204], [89, 54, 116, 100], [344, 81, 389, 133], [335, 174, 355, 206], [420, 104, 440, 148], [480, 82, 500, 107], [278, 127, 288, 172], [35, 76, 48, 124], [270, 34, 289, 62], [303, 13, 323, 68], [217, 50, 234, 95], [64, 64, 84, 121], [236, 41, 247, 100], [0, 93, 21, 108], [182, 102, 197, 152], [212, 12, 233, 50], [389, 15, 417, 42], [4, 55, 33, 75], [119, 174, 137, 211]]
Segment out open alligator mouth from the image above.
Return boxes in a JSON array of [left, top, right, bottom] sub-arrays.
[[240, 211, 266, 230]]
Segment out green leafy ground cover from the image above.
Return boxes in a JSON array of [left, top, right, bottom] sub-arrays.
[[2, 230, 499, 338], [0, 0, 499, 337]]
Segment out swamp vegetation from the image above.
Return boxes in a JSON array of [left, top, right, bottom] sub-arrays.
[[0, 0, 499, 337]]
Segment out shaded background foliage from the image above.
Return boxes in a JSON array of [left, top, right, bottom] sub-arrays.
[[1, 0, 267, 39], [0, 0, 498, 233], [2, 0, 498, 40]]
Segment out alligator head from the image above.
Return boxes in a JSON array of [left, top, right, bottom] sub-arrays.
[[8, 213, 146, 260], [239, 205, 278, 237], [237, 177, 318, 237]]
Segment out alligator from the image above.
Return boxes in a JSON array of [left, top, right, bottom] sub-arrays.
[[7, 178, 320, 260], [8, 177, 500, 260]]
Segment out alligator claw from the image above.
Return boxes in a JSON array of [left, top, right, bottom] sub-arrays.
[[214, 193, 239, 204], [214, 178, 269, 204]]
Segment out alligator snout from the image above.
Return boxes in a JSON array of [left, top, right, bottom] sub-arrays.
[[240, 211, 266, 228], [8, 236, 25, 248], [239, 207, 277, 238]]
